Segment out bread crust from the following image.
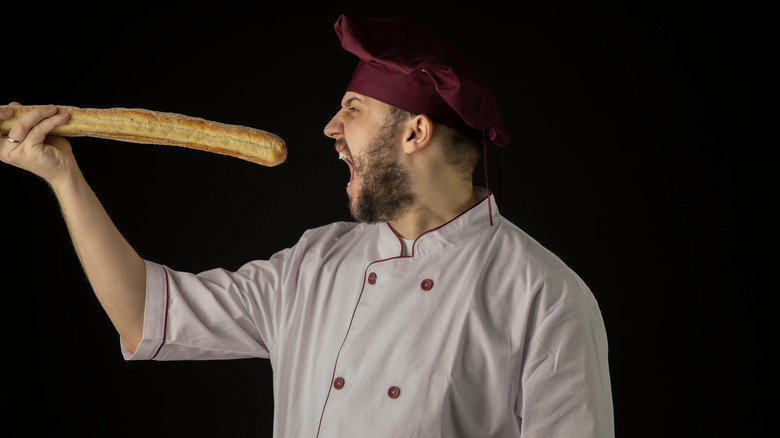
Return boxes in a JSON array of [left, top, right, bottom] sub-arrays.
[[0, 105, 287, 166]]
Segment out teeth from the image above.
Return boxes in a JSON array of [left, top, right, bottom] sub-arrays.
[[339, 151, 353, 187]]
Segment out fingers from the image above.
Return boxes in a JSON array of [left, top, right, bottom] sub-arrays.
[[29, 111, 71, 145], [0, 107, 12, 121], [0, 104, 75, 184], [4, 105, 70, 147], [0, 102, 20, 122]]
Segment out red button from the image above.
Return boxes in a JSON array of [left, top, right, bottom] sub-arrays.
[[368, 272, 377, 284], [333, 377, 345, 390], [387, 386, 400, 399], [420, 279, 433, 291]]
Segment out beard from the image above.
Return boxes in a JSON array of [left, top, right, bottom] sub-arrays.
[[346, 122, 417, 223]]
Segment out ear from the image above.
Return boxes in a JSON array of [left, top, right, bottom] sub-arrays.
[[402, 114, 433, 154]]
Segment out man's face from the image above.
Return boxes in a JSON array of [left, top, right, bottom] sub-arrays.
[[324, 92, 416, 223]]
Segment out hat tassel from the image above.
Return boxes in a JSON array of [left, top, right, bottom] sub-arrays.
[[481, 132, 504, 228]]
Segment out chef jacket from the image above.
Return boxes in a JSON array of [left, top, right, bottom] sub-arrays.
[[124, 190, 614, 437]]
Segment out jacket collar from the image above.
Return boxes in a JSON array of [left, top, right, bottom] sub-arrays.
[[378, 187, 499, 258]]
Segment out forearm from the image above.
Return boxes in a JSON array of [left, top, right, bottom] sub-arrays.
[[2, 105, 146, 352], [52, 166, 146, 352]]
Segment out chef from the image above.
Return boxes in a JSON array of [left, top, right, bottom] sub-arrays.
[[0, 15, 614, 438]]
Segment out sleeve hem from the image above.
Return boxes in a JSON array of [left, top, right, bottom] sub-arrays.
[[122, 260, 169, 360]]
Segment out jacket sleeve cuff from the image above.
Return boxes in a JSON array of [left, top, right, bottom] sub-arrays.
[[121, 260, 169, 360]]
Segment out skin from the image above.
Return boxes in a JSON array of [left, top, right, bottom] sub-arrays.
[[0, 94, 479, 353], [324, 92, 478, 239], [0, 103, 146, 353], [341, 120, 416, 224]]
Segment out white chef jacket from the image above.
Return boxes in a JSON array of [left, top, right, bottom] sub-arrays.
[[125, 190, 614, 437]]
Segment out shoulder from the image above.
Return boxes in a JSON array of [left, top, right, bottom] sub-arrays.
[[490, 217, 606, 348], [300, 221, 363, 244], [490, 215, 592, 303], [295, 221, 380, 255]]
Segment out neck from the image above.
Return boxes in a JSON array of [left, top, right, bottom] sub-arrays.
[[388, 182, 478, 240]]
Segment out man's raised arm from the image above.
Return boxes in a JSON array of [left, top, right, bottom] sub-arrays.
[[1, 104, 146, 352]]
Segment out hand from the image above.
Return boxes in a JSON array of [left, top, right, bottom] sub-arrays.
[[1, 103, 74, 186]]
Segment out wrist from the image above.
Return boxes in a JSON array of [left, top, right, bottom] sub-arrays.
[[49, 163, 86, 198]]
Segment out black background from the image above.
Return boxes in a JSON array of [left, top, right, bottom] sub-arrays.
[[2, 3, 773, 437]]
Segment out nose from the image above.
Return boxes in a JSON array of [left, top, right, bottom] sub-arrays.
[[323, 112, 343, 140]]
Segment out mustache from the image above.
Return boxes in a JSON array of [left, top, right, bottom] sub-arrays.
[[335, 138, 353, 160]]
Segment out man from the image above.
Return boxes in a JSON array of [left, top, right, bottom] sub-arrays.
[[0, 15, 613, 438]]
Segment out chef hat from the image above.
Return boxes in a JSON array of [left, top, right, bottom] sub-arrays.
[[334, 15, 510, 148]]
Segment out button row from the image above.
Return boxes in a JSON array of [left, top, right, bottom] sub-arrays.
[[333, 377, 401, 399], [366, 272, 434, 291]]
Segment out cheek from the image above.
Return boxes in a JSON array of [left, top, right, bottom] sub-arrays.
[[344, 135, 367, 161], [343, 119, 379, 154]]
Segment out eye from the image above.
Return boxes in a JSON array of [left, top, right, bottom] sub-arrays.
[[340, 106, 359, 117]]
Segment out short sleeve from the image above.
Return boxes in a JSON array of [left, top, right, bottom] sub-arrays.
[[123, 246, 295, 361]]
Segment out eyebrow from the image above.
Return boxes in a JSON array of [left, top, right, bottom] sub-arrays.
[[342, 96, 364, 107]]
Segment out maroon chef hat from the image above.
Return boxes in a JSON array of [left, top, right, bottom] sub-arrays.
[[335, 15, 510, 148]]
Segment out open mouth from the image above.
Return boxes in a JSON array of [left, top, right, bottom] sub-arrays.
[[339, 151, 355, 188]]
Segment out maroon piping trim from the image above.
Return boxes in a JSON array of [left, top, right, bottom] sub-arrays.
[[316, 196, 492, 434], [386, 225, 412, 258], [149, 266, 169, 360], [387, 191, 492, 257], [316, 254, 409, 436]]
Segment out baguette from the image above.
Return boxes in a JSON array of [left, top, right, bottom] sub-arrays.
[[0, 105, 287, 166]]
